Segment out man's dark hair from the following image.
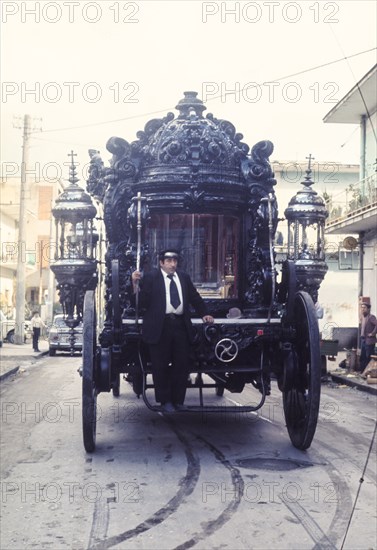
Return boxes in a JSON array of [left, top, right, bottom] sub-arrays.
[[159, 249, 180, 261]]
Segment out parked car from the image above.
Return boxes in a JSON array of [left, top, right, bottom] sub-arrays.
[[0, 311, 32, 344], [48, 314, 83, 356]]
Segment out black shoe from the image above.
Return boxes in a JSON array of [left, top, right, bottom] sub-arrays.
[[160, 402, 175, 413]]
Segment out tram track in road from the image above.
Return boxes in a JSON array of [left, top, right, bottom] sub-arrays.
[[311, 435, 377, 549], [221, 385, 373, 550], [2, 355, 375, 549], [85, 380, 375, 550], [272, 448, 352, 550], [280, 497, 337, 550], [12, 362, 364, 550], [87, 418, 201, 549], [87, 417, 245, 550], [175, 425, 350, 550], [87, 410, 347, 550], [173, 435, 244, 550], [88, 388, 360, 550]]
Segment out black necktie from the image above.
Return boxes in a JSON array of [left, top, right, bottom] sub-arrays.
[[167, 274, 181, 309]]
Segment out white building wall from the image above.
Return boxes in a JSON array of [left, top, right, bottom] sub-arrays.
[[363, 238, 377, 309], [318, 264, 359, 336], [365, 110, 377, 178]]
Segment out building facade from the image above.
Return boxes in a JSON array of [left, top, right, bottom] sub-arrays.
[[323, 65, 377, 317], [0, 176, 59, 321]]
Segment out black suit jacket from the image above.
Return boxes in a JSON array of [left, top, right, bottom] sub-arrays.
[[138, 269, 208, 345]]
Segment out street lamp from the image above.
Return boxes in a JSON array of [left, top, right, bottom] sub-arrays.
[[50, 152, 98, 329], [285, 155, 328, 303]]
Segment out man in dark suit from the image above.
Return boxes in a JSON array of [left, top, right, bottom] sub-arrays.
[[132, 249, 214, 412]]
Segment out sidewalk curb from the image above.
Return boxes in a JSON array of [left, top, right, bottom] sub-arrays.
[[0, 351, 49, 382], [330, 373, 377, 396], [0, 366, 20, 382]]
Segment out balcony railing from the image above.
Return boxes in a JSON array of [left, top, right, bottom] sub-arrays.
[[326, 172, 377, 225]]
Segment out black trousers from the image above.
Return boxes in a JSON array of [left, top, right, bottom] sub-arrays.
[[360, 340, 375, 371], [148, 315, 190, 405], [32, 328, 41, 351]]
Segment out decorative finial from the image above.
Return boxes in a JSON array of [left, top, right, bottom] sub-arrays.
[[306, 153, 314, 171], [68, 150, 79, 186], [302, 153, 315, 189], [175, 91, 206, 118]]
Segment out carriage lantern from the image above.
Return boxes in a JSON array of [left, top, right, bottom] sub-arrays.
[[51, 152, 98, 328], [284, 155, 328, 302]]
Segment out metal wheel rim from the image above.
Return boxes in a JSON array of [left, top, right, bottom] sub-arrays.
[[82, 290, 97, 453], [283, 291, 321, 450]]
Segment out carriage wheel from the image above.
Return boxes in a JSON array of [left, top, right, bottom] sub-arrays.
[[111, 259, 121, 397], [112, 373, 120, 397], [112, 259, 121, 341], [283, 291, 321, 450], [82, 290, 97, 453]]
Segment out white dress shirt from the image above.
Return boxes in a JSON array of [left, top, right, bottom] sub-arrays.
[[162, 270, 184, 315]]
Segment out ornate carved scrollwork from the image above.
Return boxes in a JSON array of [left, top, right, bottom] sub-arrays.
[[85, 94, 326, 325], [243, 141, 278, 308], [87, 149, 106, 201], [241, 140, 276, 184], [183, 185, 206, 211]]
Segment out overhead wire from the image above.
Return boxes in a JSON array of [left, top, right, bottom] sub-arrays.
[[328, 26, 377, 143], [340, 421, 377, 550], [31, 47, 376, 136]]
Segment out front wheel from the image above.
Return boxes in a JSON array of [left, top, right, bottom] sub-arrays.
[[283, 291, 321, 450], [112, 373, 120, 397], [82, 291, 98, 453]]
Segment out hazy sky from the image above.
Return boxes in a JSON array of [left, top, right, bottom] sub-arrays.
[[1, 0, 376, 185]]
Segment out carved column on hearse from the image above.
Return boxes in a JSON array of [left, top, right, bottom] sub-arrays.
[[241, 140, 278, 310]]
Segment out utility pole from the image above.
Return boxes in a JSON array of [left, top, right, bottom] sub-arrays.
[[14, 114, 31, 344], [39, 238, 44, 306]]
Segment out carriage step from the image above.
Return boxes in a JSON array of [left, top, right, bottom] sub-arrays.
[[148, 404, 263, 413]]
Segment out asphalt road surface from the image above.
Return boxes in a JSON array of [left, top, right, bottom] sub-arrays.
[[1, 354, 376, 550]]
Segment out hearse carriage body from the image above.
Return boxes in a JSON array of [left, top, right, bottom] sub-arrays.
[[50, 92, 328, 452]]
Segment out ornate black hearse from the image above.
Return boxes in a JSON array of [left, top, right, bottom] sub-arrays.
[[51, 92, 328, 452]]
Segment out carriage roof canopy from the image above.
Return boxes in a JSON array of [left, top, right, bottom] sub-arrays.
[[85, 91, 327, 308], [87, 91, 277, 218]]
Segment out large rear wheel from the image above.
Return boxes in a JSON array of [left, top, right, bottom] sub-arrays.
[[110, 259, 121, 396], [82, 291, 97, 453], [283, 291, 321, 450]]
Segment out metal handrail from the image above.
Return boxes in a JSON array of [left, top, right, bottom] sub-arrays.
[[326, 172, 377, 225]]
